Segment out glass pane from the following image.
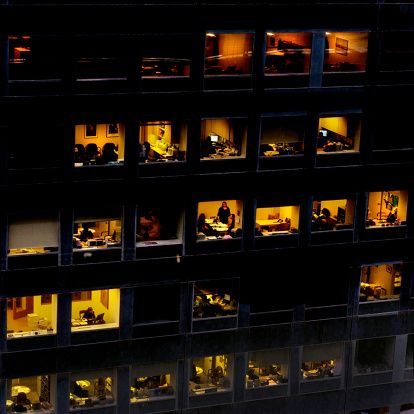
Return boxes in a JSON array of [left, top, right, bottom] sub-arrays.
[[317, 115, 361, 153], [366, 191, 408, 228], [260, 117, 305, 157], [265, 32, 312, 75], [312, 199, 355, 231], [255, 206, 300, 236], [131, 370, 175, 402], [354, 337, 395, 374], [139, 121, 187, 163], [70, 376, 114, 409], [380, 32, 414, 72], [201, 118, 247, 159], [324, 32, 368, 73], [360, 263, 402, 302], [197, 200, 243, 241], [205, 33, 253, 76], [74, 123, 125, 167], [73, 219, 121, 249]]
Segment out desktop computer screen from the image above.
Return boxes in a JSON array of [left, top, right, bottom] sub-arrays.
[[210, 134, 219, 143]]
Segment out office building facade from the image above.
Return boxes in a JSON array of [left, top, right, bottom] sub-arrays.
[[0, 1, 413, 413]]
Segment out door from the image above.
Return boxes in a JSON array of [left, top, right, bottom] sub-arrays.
[[13, 296, 34, 319]]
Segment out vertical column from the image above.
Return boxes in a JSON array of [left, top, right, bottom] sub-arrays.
[[352, 195, 361, 243], [183, 196, 198, 256], [399, 262, 413, 312], [342, 340, 354, 400], [347, 266, 361, 317], [0, 35, 9, 96], [309, 32, 325, 88], [233, 352, 246, 403], [288, 347, 302, 395], [122, 202, 136, 262], [56, 372, 70, 414], [0, 379, 7, 414], [185, 118, 201, 176], [57, 293, 72, 347], [0, 298, 7, 352], [119, 288, 134, 340], [0, 208, 7, 270], [176, 359, 187, 410], [241, 197, 255, 252], [392, 335, 408, 383], [299, 195, 313, 248], [116, 366, 130, 414], [59, 207, 73, 266], [251, 29, 265, 91], [179, 282, 190, 334], [190, 31, 206, 92], [124, 119, 138, 177], [357, 191, 368, 239], [305, 113, 319, 170], [246, 114, 261, 173]]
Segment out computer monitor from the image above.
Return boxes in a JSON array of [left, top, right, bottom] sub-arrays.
[[337, 207, 346, 223], [210, 134, 219, 143], [320, 129, 328, 137]]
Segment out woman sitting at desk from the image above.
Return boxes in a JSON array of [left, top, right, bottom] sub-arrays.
[[80, 307, 95, 324], [197, 214, 215, 237]]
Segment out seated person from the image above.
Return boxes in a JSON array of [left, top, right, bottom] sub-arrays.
[[13, 392, 31, 412], [79, 226, 94, 242], [312, 208, 335, 231], [138, 209, 162, 240], [80, 307, 95, 324], [197, 213, 215, 236]]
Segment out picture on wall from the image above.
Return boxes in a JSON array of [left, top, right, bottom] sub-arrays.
[[101, 289, 109, 309], [106, 123, 119, 137], [335, 37, 348, 56], [85, 123, 97, 138]]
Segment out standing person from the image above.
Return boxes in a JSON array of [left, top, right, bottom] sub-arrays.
[[217, 201, 231, 224]]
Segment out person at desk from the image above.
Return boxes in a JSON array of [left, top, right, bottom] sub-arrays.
[[80, 307, 95, 324], [79, 225, 94, 242], [197, 213, 215, 237], [312, 208, 334, 231], [217, 201, 231, 224]]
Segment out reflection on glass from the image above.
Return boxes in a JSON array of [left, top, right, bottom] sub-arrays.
[[260, 117, 305, 157], [265, 32, 312, 75], [193, 280, 238, 319], [360, 263, 402, 303], [6, 295, 57, 339], [380, 32, 414, 72], [246, 349, 288, 388], [205, 33, 253, 76], [302, 343, 343, 380], [311, 199, 355, 231], [354, 337, 395, 374], [324, 32, 368, 72], [255, 206, 299, 236], [317, 115, 361, 153], [139, 121, 187, 163], [190, 355, 233, 394], [201, 118, 247, 159], [366, 190, 408, 228], [142, 57, 190, 77], [130, 369, 175, 403], [70, 376, 114, 410], [8, 375, 54, 413], [74, 123, 125, 167], [197, 200, 243, 241]]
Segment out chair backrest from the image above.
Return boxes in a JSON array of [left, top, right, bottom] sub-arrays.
[[74, 144, 85, 163], [95, 313, 105, 322], [102, 143, 118, 162], [85, 143, 100, 160]]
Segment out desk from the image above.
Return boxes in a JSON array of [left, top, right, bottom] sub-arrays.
[[256, 220, 290, 232], [71, 318, 88, 327]]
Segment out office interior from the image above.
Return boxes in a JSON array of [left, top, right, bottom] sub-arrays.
[[259, 116, 305, 157], [7, 375, 55, 413], [139, 121, 187, 163], [255, 205, 300, 236], [70, 371, 115, 410], [366, 190, 408, 227], [311, 198, 355, 231], [6, 295, 57, 339], [204, 33, 253, 75], [71, 289, 120, 331], [324, 32, 369, 72], [74, 123, 125, 167], [200, 118, 247, 159], [360, 263, 402, 303], [265, 32, 312, 75], [190, 355, 233, 395], [317, 115, 361, 153]]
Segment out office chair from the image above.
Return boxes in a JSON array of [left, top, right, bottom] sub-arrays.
[[74, 144, 85, 163], [85, 143, 101, 163], [101, 142, 118, 164]]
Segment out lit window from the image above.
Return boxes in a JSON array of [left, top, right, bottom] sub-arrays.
[[366, 190, 408, 228], [260, 116, 305, 157], [246, 349, 289, 388], [190, 355, 233, 394], [301, 343, 343, 380], [74, 123, 125, 167], [8, 216, 58, 256], [136, 204, 183, 246], [354, 337, 395, 374], [70, 371, 115, 410], [200, 118, 247, 159], [317, 115, 361, 153], [6, 295, 57, 339], [8, 35, 31, 65], [8, 375, 55, 412], [360, 263, 402, 303], [130, 363, 176, 403], [197, 200, 243, 241], [205, 32, 253, 76], [264, 32, 312, 75], [73, 214, 122, 250], [255, 205, 300, 236], [312, 199, 355, 231], [71, 289, 120, 332], [139, 121, 187, 163], [324, 32, 368, 72], [193, 279, 238, 320]]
